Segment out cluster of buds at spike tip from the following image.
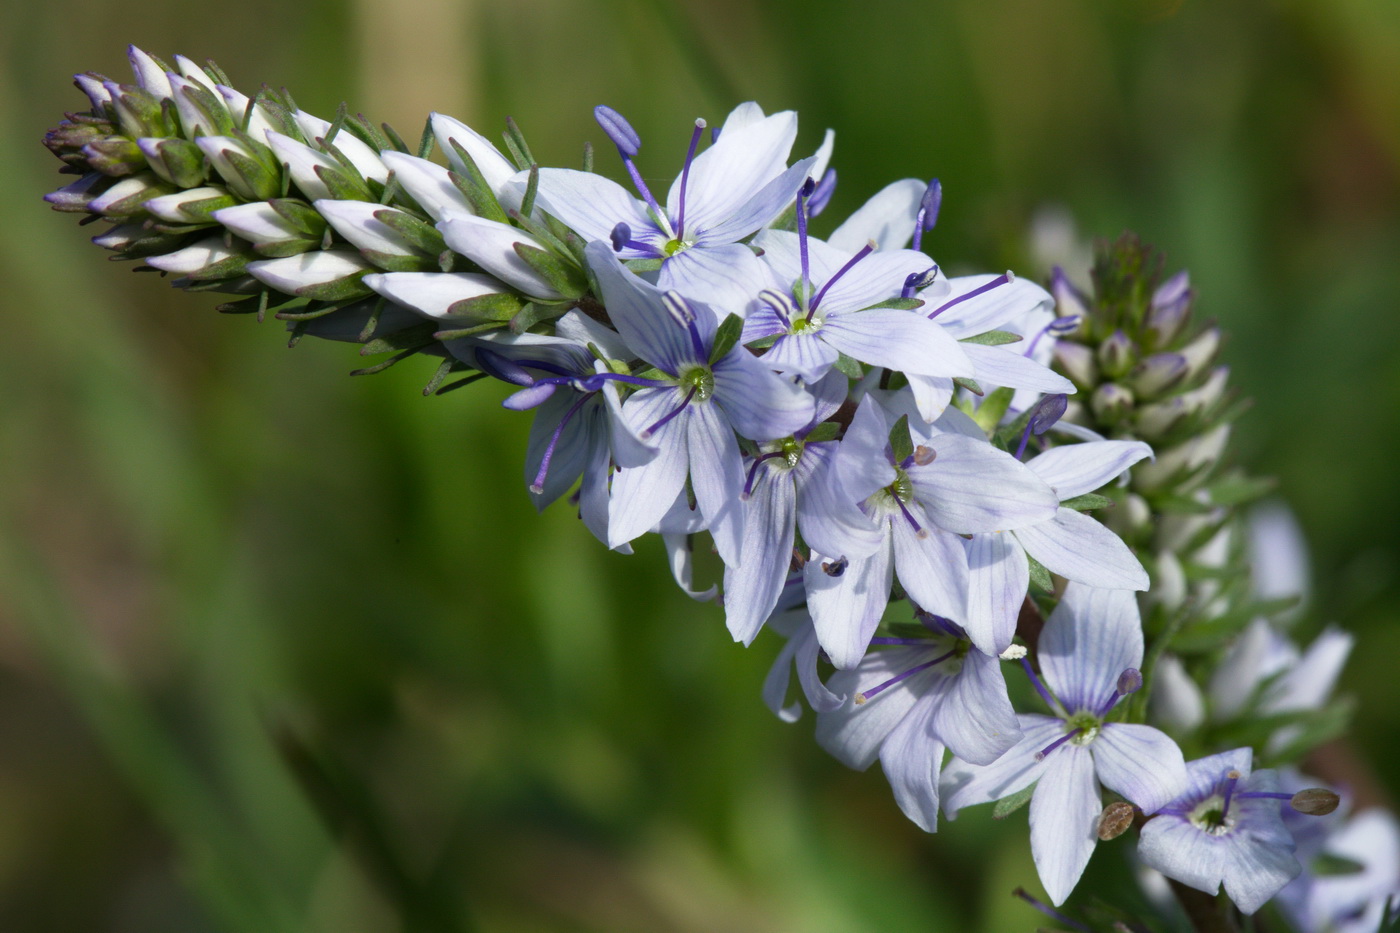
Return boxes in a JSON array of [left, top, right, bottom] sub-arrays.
[[1046, 234, 1274, 640], [42, 46, 591, 375]]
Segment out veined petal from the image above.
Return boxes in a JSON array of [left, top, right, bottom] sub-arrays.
[[534, 168, 659, 254], [699, 157, 818, 245], [720, 102, 766, 135], [381, 151, 473, 221], [752, 228, 842, 286], [804, 542, 893, 670], [657, 243, 764, 315], [811, 249, 935, 317], [686, 401, 746, 566], [439, 214, 563, 300], [1038, 583, 1143, 713], [577, 427, 615, 547], [760, 332, 840, 383], [1138, 817, 1233, 896], [941, 714, 1060, 817], [364, 271, 504, 319], [524, 391, 595, 507], [963, 343, 1076, 394], [668, 110, 797, 236], [965, 532, 1030, 656], [829, 178, 928, 254], [1013, 508, 1150, 591], [762, 627, 804, 723], [906, 433, 1058, 534], [723, 465, 796, 644], [905, 373, 955, 425], [584, 242, 694, 374], [1026, 440, 1154, 501], [1091, 723, 1187, 813], [836, 396, 897, 501], [711, 351, 814, 441], [795, 443, 885, 559], [816, 648, 940, 768], [927, 274, 1053, 338], [933, 650, 1022, 765], [1030, 745, 1100, 906], [608, 388, 689, 549], [891, 519, 968, 622], [880, 697, 946, 832], [820, 310, 974, 378]]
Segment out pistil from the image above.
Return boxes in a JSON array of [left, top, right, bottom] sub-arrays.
[[673, 118, 706, 239]]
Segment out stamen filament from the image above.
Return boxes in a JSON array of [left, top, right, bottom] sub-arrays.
[[895, 496, 929, 539], [928, 272, 1013, 320], [1036, 728, 1081, 761], [642, 384, 698, 438], [741, 451, 787, 499], [530, 393, 592, 494], [911, 178, 942, 253], [622, 157, 669, 235], [809, 240, 876, 317], [868, 637, 938, 646], [674, 118, 706, 239], [854, 649, 956, 704], [575, 372, 670, 391], [1220, 771, 1242, 818], [1236, 792, 1293, 801], [796, 177, 815, 311], [1021, 657, 1061, 714]]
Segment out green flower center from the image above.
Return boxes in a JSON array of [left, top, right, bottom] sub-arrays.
[[679, 366, 714, 401]]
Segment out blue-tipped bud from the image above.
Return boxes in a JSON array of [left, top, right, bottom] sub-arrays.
[[594, 105, 640, 157], [1048, 315, 1082, 335], [808, 168, 837, 216], [1028, 393, 1068, 435], [920, 178, 943, 230], [474, 347, 535, 387], [1116, 668, 1143, 695], [610, 221, 631, 252]]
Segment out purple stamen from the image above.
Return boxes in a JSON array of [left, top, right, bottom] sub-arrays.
[[1036, 727, 1082, 761], [1220, 770, 1242, 817], [808, 168, 837, 217], [673, 118, 707, 238], [1236, 792, 1294, 802], [741, 451, 787, 499], [901, 266, 940, 300], [855, 648, 956, 704], [574, 372, 669, 392], [663, 292, 708, 360], [530, 393, 591, 494], [928, 272, 1013, 320], [610, 222, 631, 252], [894, 495, 928, 539], [1095, 668, 1143, 717], [642, 384, 698, 438], [796, 176, 815, 308], [594, 105, 640, 156], [1021, 657, 1061, 713], [503, 382, 558, 411], [1014, 393, 1068, 459], [911, 178, 942, 253], [809, 240, 876, 316], [759, 288, 799, 325], [915, 610, 965, 639], [869, 637, 938, 646]]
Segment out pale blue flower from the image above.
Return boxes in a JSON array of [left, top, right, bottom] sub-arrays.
[[941, 584, 1188, 905], [1138, 748, 1301, 914]]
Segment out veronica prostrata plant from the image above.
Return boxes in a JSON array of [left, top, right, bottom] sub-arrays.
[[42, 47, 1396, 933]]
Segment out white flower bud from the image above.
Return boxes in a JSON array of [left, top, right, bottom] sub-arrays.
[[74, 74, 113, 111], [316, 200, 418, 256], [213, 201, 304, 245], [439, 215, 562, 300], [248, 250, 371, 294], [145, 186, 233, 224], [167, 73, 222, 138], [380, 151, 472, 221], [172, 55, 219, 96], [87, 173, 168, 216], [432, 112, 517, 198], [146, 237, 239, 274], [364, 271, 508, 319], [217, 86, 276, 138], [196, 135, 277, 201], [293, 112, 388, 184], [264, 130, 339, 202], [127, 46, 173, 101]]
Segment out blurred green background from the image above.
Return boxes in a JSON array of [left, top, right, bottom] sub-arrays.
[[2, 0, 1398, 929]]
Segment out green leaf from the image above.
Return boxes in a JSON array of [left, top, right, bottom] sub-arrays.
[[834, 353, 864, 379], [1207, 473, 1277, 507], [623, 257, 664, 273], [1060, 493, 1114, 511], [858, 297, 925, 312], [1027, 555, 1053, 594], [960, 329, 1024, 346], [510, 301, 570, 335], [360, 321, 439, 356], [513, 244, 586, 299], [954, 376, 985, 397], [444, 291, 524, 324], [709, 314, 744, 364], [502, 116, 535, 170], [971, 386, 1015, 435], [295, 272, 371, 303], [744, 333, 780, 350], [1311, 853, 1368, 877], [312, 163, 371, 202], [519, 163, 540, 219], [268, 198, 328, 235], [888, 415, 914, 464], [993, 781, 1037, 819], [804, 422, 841, 443]]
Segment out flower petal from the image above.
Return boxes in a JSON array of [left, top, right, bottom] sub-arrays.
[[879, 696, 946, 832], [699, 157, 818, 245], [794, 443, 886, 559], [963, 343, 1076, 394], [534, 169, 660, 254], [891, 519, 968, 622], [1013, 508, 1150, 590], [906, 434, 1059, 534], [1026, 440, 1154, 501], [760, 332, 840, 383], [381, 151, 473, 221], [723, 464, 796, 643], [686, 401, 746, 566], [965, 532, 1030, 656], [828, 178, 928, 253], [585, 242, 694, 373], [820, 310, 974, 378], [439, 214, 564, 299], [933, 650, 1022, 765], [364, 271, 505, 319], [711, 351, 814, 441], [1091, 723, 1187, 813], [1030, 745, 1100, 906], [668, 110, 797, 236], [608, 389, 689, 548], [1038, 583, 1143, 713], [940, 714, 1060, 817], [657, 243, 764, 315], [816, 649, 941, 769], [662, 532, 719, 602], [804, 541, 893, 670]]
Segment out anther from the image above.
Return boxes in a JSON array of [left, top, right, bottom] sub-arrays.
[[474, 347, 535, 387], [1015, 393, 1068, 460], [808, 168, 837, 217], [594, 105, 640, 157], [1290, 788, 1341, 816], [1097, 802, 1136, 841], [912, 445, 936, 466], [821, 556, 848, 577], [911, 178, 942, 252], [610, 221, 631, 252], [902, 266, 940, 299]]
